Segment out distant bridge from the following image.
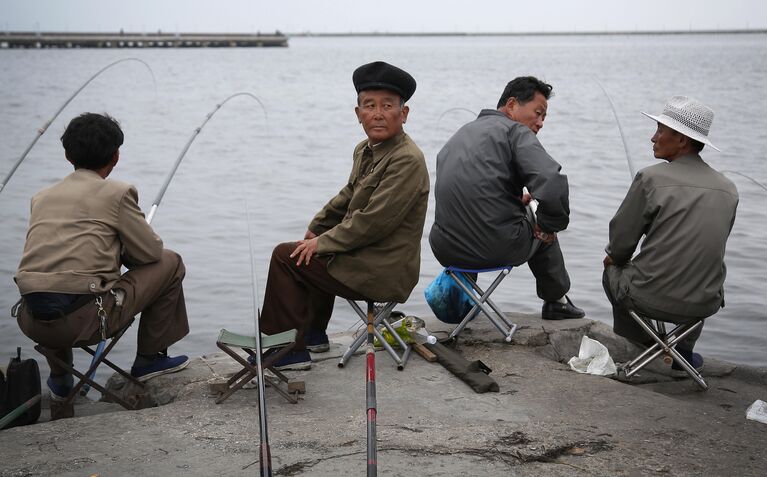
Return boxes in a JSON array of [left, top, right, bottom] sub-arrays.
[[0, 31, 289, 48]]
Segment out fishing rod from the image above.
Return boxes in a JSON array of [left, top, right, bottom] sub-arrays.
[[146, 92, 268, 223], [245, 200, 273, 477], [436, 107, 476, 133], [594, 77, 636, 179], [80, 92, 268, 396], [0, 57, 157, 195], [721, 171, 767, 193], [366, 301, 378, 477]]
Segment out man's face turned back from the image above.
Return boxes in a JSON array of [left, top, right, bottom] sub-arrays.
[[504, 92, 548, 134], [355, 90, 409, 144]]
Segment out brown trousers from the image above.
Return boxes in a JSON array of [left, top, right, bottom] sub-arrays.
[[260, 242, 367, 350], [17, 249, 190, 375]]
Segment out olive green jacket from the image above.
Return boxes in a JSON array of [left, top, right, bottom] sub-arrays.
[[309, 131, 429, 303]]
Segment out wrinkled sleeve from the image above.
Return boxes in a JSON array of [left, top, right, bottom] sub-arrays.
[[308, 175, 354, 236], [316, 153, 426, 253], [512, 128, 570, 232], [117, 186, 163, 267], [606, 172, 652, 265]]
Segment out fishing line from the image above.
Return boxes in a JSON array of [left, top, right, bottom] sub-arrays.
[[0, 57, 157, 195], [594, 77, 635, 179], [435, 107, 476, 133], [721, 171, 767, 193], [146, 92, 269, 223]]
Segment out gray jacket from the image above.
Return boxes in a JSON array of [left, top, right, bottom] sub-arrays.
[[430, 109, 569, 268], [606, 154, 738, 317]]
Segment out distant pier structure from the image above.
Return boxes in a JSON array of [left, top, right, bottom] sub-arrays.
[[0, 31, 289, 48]]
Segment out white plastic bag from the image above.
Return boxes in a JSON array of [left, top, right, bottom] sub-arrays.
[[568, 335, 617, 376], [746, 400, 767, 424]]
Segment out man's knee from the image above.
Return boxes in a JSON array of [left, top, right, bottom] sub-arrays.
[[272, 242, 297, 262]]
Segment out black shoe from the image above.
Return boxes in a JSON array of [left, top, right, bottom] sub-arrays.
[[542, 296, 585, 320], [304, 328, 330, 353], [248, 349, 312, 371], [671, 349, 704, 375]]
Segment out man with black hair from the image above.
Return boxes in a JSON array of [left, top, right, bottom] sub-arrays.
[[430, 76, 584, 320], [15, 113, 190, 402]]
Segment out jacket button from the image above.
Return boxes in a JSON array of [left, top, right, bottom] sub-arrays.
[[90, 283, 96, 289]]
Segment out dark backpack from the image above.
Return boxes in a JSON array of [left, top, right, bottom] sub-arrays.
[[1, 348, 41, 429]]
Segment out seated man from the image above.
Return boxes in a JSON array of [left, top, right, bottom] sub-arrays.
[[257, 61, 429, 370], [603, 96, 738, 372], [14, 113, 190, 401], [429, 76, 584, 320]]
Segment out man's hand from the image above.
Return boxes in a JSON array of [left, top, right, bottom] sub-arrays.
[[291, 237, 319, 266], [304, 230, 317, 240], [522, 192, 532, 205], [533, 223, 557, 244], [603, 254, 613, 268]]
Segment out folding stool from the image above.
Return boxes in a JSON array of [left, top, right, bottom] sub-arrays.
[[619, 310, 708, 390], [338, 300, 411, 370], [445, 266, 519, 342], [34, 318, 146, 412], [215, 328, 304, 404]]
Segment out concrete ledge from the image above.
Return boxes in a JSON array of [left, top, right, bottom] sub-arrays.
[[2, 313, 765, 476]]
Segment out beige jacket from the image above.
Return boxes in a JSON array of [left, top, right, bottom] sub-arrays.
[[15, 168, 162, 295], [309, 131, 429, 303]]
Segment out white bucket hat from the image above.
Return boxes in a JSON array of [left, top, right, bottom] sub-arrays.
[[642, 95, 719, 151]]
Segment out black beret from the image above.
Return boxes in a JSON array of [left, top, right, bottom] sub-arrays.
[[352, 61, 416, 102]]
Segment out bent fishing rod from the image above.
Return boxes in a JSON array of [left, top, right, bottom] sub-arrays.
[[146, 91, 268, 223], [81, 92, 268, 395], [0, 58, 157, 195], [594, 77, 636, 179], [436, 107, 476, 134], [246, 200, 273, 477]]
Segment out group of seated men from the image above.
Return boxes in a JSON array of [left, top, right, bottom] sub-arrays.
[[13, 61, 737, 400]]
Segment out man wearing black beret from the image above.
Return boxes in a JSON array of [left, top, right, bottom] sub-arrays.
[[256, 61, 429, 370]]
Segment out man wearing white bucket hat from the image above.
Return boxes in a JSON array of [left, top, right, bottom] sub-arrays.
[[603, 96, 739, 372]]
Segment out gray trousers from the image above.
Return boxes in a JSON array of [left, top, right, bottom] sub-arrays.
[[17, 249, 190, 375], [602, 264, 702, 350]]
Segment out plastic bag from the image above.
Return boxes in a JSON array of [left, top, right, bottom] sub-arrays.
[[746, 400, 767, 424], [568, 336, 617, 376], [424, 269, 475, 324]]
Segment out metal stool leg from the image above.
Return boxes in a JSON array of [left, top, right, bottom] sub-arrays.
[[447, 269, 517, 342], [338, 301, 410, 369]]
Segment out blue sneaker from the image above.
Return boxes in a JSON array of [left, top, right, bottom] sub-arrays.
[[131, 353, 189, 382], [248, 348, 312, 371], [47, 375, 73, 402], [304, 329, 330, 353]]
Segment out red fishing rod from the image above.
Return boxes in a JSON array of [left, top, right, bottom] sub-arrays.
[[366, 301, 377, 476]]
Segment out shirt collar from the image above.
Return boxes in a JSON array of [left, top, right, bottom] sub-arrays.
[[361, 131, 406, 164]]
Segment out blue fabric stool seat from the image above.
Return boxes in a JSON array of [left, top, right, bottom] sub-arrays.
[[442, 265, 518, 342]]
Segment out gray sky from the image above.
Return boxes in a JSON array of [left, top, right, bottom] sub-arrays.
[[2, 0, 765, 33]]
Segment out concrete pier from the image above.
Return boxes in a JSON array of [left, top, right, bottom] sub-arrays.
[[1, 313, 765, 476], [0, 31, 288, 49]]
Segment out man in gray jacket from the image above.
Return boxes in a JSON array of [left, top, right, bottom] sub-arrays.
[[430, 76, 584, 320], [603, 96, 738, 371]]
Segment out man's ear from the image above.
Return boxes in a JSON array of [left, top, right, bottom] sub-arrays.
[[401, 105, 410, 124], [355, 105, 362, 123], [111, 149, 120, 167]]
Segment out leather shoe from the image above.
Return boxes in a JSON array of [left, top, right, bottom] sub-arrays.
[[542, 296, 585, 320]]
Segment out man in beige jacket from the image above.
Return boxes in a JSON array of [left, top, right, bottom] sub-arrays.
[[15, 113, 190, 401]]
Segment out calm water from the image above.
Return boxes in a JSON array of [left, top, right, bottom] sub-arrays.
[[1, 35, 766, 378]]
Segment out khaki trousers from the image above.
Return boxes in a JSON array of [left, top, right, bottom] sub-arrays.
[[18, 249, 190, 375]]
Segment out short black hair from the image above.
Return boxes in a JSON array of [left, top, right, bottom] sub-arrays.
[[497, 76, 553, 109], [61, 113, 124, 170], [690, 138, 705, 153]]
